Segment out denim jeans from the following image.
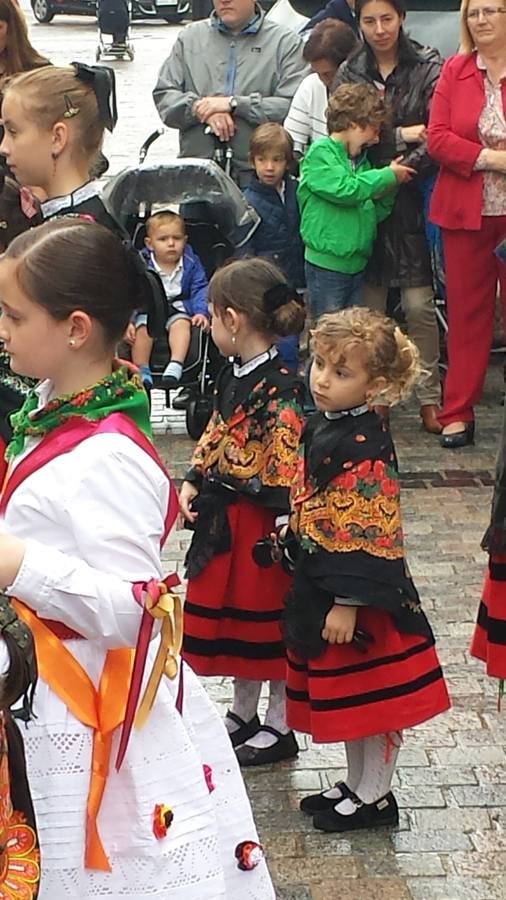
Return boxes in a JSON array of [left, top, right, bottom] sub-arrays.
[[305, 261, 364, 320]]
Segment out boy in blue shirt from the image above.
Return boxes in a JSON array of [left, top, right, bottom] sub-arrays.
[[132, 211, 209, 389]]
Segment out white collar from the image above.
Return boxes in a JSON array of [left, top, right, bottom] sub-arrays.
[[32, 378, 55, 412], [149, 251, 184, 276], [41, 180, 101, 219], [233, 346, 278, 378], [324, 403, 370, 420]]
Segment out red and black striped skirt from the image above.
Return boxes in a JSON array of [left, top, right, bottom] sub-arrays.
[[183, 497, 290, 680], [286, 607, 451, 742], [471, 557, 506, 678]]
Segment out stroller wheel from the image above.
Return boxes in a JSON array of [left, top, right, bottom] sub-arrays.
[[127, 44, 135, 60], [186, 395, 213, 441], [96, 47, 101, 61]]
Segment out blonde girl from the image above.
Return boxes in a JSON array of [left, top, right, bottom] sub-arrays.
[[286, 307, 450, 832]]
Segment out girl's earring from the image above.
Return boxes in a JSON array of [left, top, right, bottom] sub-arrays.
[[69, 338, 76, 347], [231, 334, 236, 345], [51, 151, 59, 176]]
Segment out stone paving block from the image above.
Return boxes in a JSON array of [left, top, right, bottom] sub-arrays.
[[449, 850, 506, 875], [398, 766, 478, 786], [396, 786, 446, 808], [407, 876, 501, 900], [276, 887, 312, 900], [269, 855, 361, 883], [392, 830, 473, 853], [431, 746, 506, 766], [244, 769, 324, 793], [395, 852, 446, 877], [413, 807, 492, 832], [449, 785, 506, 806], [311, 879, 412, 900]]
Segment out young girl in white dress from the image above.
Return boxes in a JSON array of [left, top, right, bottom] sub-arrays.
[[0, 217, 275, 900]]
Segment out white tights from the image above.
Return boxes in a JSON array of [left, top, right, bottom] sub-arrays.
[[225, 678, 289, 748], [323, 732, 402, 809]]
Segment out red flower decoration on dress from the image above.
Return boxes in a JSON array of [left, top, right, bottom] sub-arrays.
[[235, 840, 264, 871], [153, 804, 174, 840], [203, 765, 215, 793]]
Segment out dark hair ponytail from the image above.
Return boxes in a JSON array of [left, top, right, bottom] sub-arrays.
[[210, 258, 306, 339], [5, 218, 157, 344]]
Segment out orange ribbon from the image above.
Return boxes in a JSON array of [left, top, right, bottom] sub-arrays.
[[12, 600, 134, 872]]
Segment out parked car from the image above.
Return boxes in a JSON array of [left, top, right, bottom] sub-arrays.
[[31, 0, 190, 25], [268, 0, 460, 58]]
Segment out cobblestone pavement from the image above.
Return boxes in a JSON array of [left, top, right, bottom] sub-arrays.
[[24, 8, 506, 897]]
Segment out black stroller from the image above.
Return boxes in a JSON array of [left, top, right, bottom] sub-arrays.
[[101, 154, 259, 439], [96, 0, 134, 62]]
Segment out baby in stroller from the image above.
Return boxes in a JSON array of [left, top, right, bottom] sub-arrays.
[[132, 210, 210, 391], [96, 0, 134, 61]]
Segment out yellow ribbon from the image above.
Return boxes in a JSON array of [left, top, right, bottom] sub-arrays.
[[135, 583, 183, 730]]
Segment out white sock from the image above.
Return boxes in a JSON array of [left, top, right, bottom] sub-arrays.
[[354, 731, 402, 805], [163, 360, 183, 381], [321, 739, 364, 800], [244, 680, 289, 749], [225, 678, 262, 734]]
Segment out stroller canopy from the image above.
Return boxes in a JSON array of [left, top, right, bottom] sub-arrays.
[[102, 159, 260, 248]]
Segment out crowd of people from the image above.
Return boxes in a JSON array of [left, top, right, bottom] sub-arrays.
[[0, 0, 502, 898]]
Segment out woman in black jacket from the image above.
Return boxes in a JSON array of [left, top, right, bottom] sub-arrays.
[[334, 0, 443, 434]]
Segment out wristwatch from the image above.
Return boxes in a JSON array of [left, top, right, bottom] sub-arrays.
[[229, 96, 238, 112]]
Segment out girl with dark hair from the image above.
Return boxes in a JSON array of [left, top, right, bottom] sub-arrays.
[[0, 218, 275, 899], [0, 63, 121, 233], [180, 258, 306, 767], [284, 18, 359, 155], [334, 0, 444, 435]]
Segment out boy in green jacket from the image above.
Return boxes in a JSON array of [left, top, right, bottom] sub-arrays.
[[298, 83, 415, 317]]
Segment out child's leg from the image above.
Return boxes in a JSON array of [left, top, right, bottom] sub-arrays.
[[311, 732, 401, 831], [235, 680, 299, 765], [354, 731, 401, 805], [162, 318, 191, 383], [243, 680, 290, 749], [131, 324, 154, 367], [131, 323, 154, 388], [300, 739, 365, 813], [225, 678, 262, 735]]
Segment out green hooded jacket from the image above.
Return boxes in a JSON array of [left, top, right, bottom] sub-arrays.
[[297, 137, 397, 274]]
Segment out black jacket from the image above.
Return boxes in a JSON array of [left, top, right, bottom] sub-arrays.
[[334, 37, 443, 288]]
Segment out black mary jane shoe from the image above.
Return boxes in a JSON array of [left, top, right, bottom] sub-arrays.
[[235, 727, 299, 767], [300, 781, 353, 815], [225, 711, 261, 749], [313, 791, 399, 833], [439, 421, 475, 449]]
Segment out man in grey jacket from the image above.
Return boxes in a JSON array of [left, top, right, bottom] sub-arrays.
[[153, 0, 308, 186]]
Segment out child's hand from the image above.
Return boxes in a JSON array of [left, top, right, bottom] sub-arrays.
[[390, 156, 417, 184], [179, 480, 199, 523], [192, 314, 211, 332], [123, 322, 136, 346], [322, 605, 357, 645]]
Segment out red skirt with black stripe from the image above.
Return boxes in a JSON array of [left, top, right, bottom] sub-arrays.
[[470, 558, 506, 678], [183, 497, 290, 679], [286, 607, 451, 742]]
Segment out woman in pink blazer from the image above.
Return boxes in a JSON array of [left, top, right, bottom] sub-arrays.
[[428, 0, 506, 448]]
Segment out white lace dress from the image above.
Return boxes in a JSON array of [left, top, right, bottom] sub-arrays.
[[2, 410, 275, 900]]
